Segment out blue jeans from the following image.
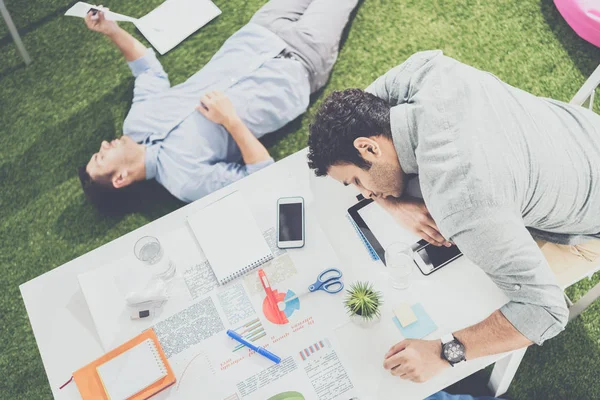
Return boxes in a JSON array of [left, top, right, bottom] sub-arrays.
[[425, 391, 498, 400]]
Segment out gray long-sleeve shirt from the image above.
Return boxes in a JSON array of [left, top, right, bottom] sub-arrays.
[[367, 50, 600, 345]]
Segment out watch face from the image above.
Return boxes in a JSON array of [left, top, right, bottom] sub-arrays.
[[443, 340, 466, 363]]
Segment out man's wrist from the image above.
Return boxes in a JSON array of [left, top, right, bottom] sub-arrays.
[[106, 26, 125, 40], [224, 115, 244, 133]]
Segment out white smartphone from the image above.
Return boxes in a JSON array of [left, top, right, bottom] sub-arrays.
[[412, 240, 462, 275], [277, 196, 305, 249]]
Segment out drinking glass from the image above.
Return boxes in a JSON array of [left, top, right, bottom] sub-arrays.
[[385, 242, 414, 290], [134, 236, 176, 280]]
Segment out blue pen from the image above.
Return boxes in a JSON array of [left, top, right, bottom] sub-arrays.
[[226, 329, 281, 364]]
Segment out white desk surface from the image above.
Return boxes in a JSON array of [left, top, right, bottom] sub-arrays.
[[21, 149, 511, 399]]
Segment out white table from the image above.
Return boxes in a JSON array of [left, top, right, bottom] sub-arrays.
[[20, 149, 521, 399]]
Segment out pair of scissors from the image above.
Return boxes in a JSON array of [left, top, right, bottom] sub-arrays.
[[308, 268, 344, 294], [283, 268, 344, 304]]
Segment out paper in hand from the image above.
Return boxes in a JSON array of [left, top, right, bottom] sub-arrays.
[[65, 0, 222, 55], [64, 2, 138, 23]]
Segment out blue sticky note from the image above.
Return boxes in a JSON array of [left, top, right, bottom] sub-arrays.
[[392, 303, 438, 339]]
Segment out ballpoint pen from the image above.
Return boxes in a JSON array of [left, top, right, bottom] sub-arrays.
[[226, 329, 281, 364]]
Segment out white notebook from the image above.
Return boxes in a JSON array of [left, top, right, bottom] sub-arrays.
[[136, 0, 222, 55], [96, 339, 167, 400], [187, 191, 273, 285]]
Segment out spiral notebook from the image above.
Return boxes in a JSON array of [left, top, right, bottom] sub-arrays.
[[69, 329, 175, 400], [97, 339, 167, 400], [346, 214, 380, 261], [187, 191, 273, 285]]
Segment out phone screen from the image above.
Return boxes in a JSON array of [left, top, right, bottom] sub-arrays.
[[278, 203, 303, 242], [417, 244, 462, 268]]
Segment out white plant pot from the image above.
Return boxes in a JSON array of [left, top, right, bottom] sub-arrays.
[[350, 313, 382, 328]]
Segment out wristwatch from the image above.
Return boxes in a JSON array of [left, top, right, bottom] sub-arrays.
[[441, 334, 467, 366]]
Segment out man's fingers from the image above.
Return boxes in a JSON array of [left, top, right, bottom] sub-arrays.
[[422, 226, 446, 246], [384, 341, 408, 359], [419, 231, 442, 247], [383, 353, 406, 370], [195, 105, 208, 116]]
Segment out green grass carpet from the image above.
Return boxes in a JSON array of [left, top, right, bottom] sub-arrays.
[[1, 0, 600, 398]]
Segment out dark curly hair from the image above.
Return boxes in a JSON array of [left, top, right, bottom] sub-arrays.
[[307, 88, 392, 176]]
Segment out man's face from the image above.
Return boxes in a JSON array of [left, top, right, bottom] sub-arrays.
[[86, 136, 133, 185], [328, 159, 404, 200]]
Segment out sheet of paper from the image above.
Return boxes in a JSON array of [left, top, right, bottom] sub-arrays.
[[65, 2, 138, 22], [393, 303, 417, 327], [136, 0, 221, 54], [392, 303, 438, 339], [77, 226, 205, 350], [154, 296, 225, 358]]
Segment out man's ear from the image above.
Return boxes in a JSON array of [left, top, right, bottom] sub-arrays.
[[353, 137, 381, 162], [112, 170, 130, 189]]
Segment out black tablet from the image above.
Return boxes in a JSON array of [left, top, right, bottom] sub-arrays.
[[348, 199, 462, 273]]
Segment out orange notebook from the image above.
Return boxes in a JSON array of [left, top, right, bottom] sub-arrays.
[[72, 329, 175, 400]]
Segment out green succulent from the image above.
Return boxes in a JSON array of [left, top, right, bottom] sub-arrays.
[[344, 281, 382, 320]]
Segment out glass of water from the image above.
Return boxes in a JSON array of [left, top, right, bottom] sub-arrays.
[[385, 242, 414, 290], [134, 236, 176, 280]]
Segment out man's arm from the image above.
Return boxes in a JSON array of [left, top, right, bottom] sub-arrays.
[[84, 9, 145, 61], [383, 205, 568, 382], [365, 50, 444, 104], [197, 91, 272, 165]]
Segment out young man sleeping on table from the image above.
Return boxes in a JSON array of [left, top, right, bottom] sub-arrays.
[[78, 0, 360, 212]]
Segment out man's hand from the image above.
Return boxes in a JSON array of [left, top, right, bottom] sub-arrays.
[[84, 7, 119, 37], [197, 91, 239, 128], [383, 339, 450, 383], [374, 196, 451, 247]]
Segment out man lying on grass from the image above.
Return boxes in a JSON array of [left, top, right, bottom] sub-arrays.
[[308, 50, 600, 382], [78, 0, 360, 212]]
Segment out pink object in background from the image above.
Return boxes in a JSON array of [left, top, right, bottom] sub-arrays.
[[555, 0, 600, 47]]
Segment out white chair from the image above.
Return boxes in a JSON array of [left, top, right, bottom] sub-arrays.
[[488, 65, 600, 397]]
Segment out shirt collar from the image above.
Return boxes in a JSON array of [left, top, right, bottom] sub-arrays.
[[144, 143, 159, 180], [390, 104, 418, 175]]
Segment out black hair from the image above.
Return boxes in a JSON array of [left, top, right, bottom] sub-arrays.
[[307, 88, 392, 176], [78, 166, 137, 215]]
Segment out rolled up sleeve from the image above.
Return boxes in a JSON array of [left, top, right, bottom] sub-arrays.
[[440, 205, 569, 345], [127, 48, 170, 102]]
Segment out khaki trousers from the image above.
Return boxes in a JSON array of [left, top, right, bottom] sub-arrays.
[[536, 240, 600, 289]]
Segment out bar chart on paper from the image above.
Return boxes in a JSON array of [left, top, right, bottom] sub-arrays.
[[299, 339, 330, 361], [231, 318, 266, 352]]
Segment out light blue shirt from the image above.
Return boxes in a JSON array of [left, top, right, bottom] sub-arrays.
[[123, 23, 310, 202]]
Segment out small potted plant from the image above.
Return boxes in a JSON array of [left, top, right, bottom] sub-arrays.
[[344, 281, 383, 327]]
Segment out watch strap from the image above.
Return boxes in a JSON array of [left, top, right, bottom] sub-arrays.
[[441, 333, 454, 344]]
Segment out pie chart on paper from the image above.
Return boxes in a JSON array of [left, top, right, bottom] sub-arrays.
[[262, 289, 300, 325]]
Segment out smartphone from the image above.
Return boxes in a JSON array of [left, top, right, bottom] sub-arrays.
[[277, 197, 305, 249], [411, 240, 463, 275]]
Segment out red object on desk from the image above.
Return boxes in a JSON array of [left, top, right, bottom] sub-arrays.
[[258, 269, 286, 324]]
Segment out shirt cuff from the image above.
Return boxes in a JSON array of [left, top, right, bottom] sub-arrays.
[[127, 48, 163, 78], [245, 158, 274, 174], [500, 301, 567, 345], [145, 143, 159, 180]]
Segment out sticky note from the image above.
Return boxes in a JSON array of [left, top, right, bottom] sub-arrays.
[[392, 303, 438, 339], [393, 303, 418, 327]]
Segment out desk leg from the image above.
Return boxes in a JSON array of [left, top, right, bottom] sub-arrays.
[[487, 348, 527, 397], [0, 0, 32, 65]]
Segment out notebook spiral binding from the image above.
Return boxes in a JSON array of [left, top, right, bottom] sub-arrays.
[[147, 339, 168, 376], [346, 214, 380, 261], [220, 254, 275, 284]]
